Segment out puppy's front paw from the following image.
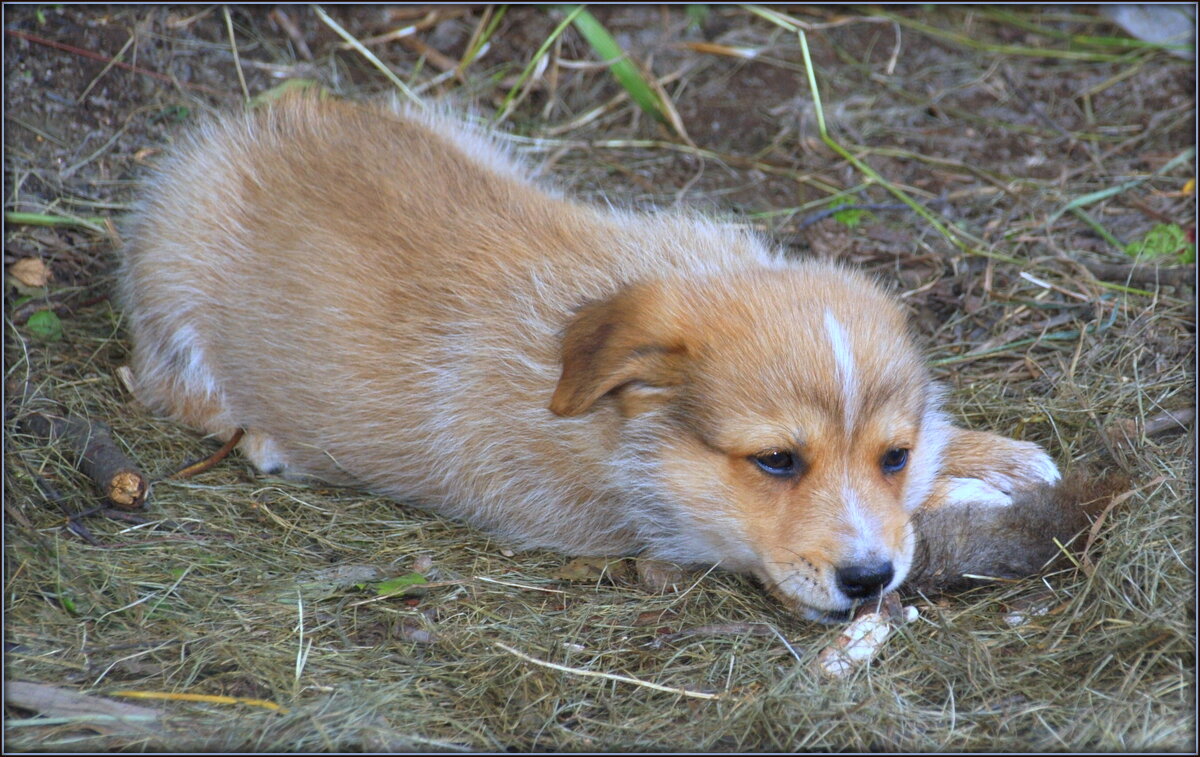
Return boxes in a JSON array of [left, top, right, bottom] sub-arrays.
[[941, 477, 1015, 508], [927, 428, 1060, 509]]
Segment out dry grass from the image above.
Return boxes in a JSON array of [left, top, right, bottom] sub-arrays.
[[4, 5, 1194, 752]]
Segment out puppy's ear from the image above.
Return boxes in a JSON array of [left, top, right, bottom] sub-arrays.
[[549, 283, 688, 417]]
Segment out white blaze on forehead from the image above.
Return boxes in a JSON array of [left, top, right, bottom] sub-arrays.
[[841, 483, 883, 558], [823, 309, 858, 431]]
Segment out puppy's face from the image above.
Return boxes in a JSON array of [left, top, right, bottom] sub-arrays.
[[552, 265, 944, 621]]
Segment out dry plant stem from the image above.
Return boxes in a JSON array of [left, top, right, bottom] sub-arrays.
[[657, 623, 775, 643], [113, 689, 288, 713], [312, 4, 424, 107], [22, 411, 148, 509], [75, 31, 136, 105], [270, 8, 312, 60], [170, 428, 246, 479], [222, 5, 250, 102], [496, 642, 721, 700], [1079, 480, 1148, 575]]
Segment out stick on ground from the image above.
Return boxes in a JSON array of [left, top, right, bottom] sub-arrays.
[[22, 410, 149, 509]]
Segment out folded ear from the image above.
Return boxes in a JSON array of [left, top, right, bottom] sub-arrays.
[[549, 283, 689, 417]]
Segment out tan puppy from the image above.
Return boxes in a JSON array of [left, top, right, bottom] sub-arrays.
[[119, 97, 1059, 621]]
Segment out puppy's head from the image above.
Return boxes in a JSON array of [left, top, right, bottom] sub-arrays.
[[551, 262, 947, 622]]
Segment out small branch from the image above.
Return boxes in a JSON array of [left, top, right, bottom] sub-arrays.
[[1106, 408, 1195, 449], [22, 410, 148, 509], [6, 680, 164, 737], [1145, 407, 1195, 436]]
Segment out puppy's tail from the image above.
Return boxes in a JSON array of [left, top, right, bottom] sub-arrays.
[[904, 469, 1130, 597]]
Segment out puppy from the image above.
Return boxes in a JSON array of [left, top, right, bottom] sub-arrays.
[[119, 96, 1059, 622]]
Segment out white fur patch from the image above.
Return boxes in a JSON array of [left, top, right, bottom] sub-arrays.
[[901, 387, 950, 512], [942, 477, 1014, 508], [823, 310, 858, 431], [165, 324, 220, 399]]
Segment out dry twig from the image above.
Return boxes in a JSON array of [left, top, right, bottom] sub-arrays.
[[21, 410, 148, 509]]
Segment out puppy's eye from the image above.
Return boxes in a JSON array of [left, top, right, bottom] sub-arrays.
[[751, 450, 799, 477], [881, 448, 909, 474]]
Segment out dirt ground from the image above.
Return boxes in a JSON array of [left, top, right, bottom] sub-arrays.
[[4, 4, 1195, 752]]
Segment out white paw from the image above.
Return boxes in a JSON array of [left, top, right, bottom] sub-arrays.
[[943, 477, 1014, 508], [992, 443, 1061, 492], [1028, 447, 1062, 485]]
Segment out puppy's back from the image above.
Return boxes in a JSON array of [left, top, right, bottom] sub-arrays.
[[120, 96, 780, 552]]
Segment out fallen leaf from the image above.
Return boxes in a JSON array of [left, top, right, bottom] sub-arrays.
[[555, 556, 629, 583], [635, 559, 686, 593], [374, 572, 429, 597], [133, 147, 161, 164], [9, 257, 52, 287], [26, 310, 63, 341], [394, 619, 437, 644]]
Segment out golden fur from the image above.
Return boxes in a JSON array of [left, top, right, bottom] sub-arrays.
[[119, 97, 1059, 621]]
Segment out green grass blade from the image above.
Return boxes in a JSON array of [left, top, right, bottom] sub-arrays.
[[793, 31, 1017, 262], [867, 8, 1134, 62], [981, 6, 1194, 54], [459, 4, 508, 74], [497, 5, 585, 121], [5, 211, 107, 234], [1047, 147, 1196, 224], [558, 5, 668, 124]]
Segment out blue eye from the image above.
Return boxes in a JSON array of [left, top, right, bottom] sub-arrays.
[[752, 450, 800, 477], [881, 448, 909, 474]]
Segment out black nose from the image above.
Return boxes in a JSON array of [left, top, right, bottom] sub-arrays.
[[835, 561, 895, 600]]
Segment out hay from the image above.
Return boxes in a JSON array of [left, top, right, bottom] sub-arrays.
[[4, 5, 1193, 751]]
